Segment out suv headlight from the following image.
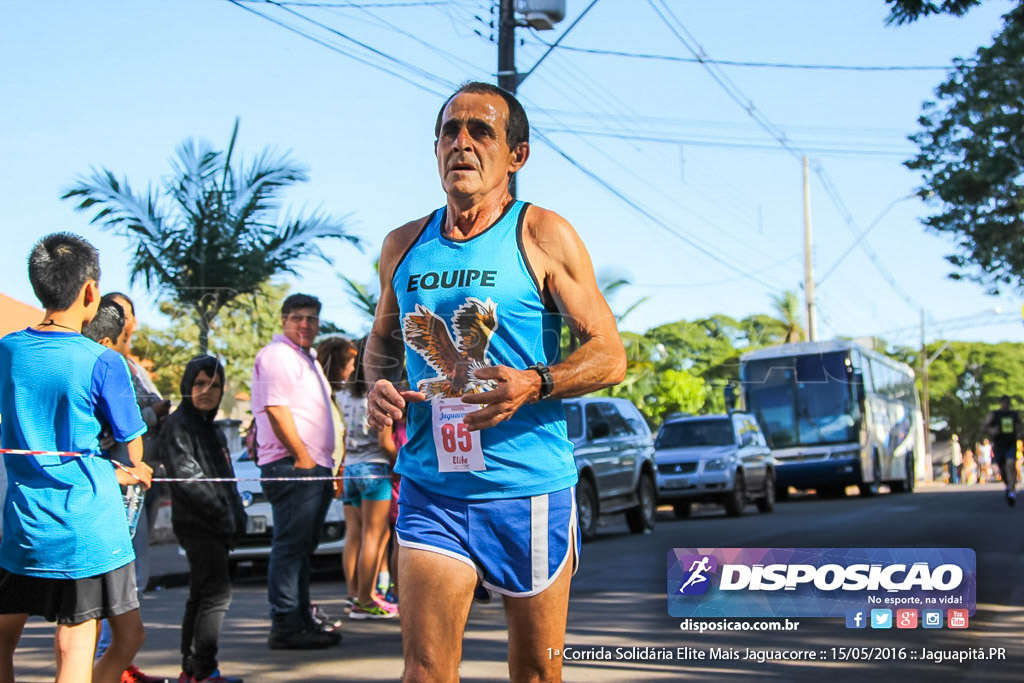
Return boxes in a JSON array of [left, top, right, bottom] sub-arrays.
[[704, 458, 727, 471]]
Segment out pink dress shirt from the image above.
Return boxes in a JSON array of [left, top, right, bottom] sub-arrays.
[[251, 334, 335, 468]]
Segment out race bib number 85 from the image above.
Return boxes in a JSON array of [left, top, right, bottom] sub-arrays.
[[432, 398, 486, 473]]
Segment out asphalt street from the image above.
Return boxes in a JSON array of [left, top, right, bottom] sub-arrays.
[[8, 482, 1024, 682]]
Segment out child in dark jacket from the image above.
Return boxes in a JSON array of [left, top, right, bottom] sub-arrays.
[[159, 356, 247, 683]]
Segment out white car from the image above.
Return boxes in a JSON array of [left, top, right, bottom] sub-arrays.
[[655, 412, 776, 518], [229, 450, 346, 565]]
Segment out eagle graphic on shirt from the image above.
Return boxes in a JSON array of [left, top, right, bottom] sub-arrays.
[[403, 297, 499, 398]]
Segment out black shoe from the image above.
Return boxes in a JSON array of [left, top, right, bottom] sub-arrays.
[[1008, 491, 1016, 507], [310, 604, 343, 632], [268, 627, 342, 650]]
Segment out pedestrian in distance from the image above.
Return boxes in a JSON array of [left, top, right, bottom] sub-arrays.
[[251, 294, 342, 650], [84, 295, 169, 683], [336, 338, 398, 620], [962, 448, 978, 485], [160, 355, 247, 683], [365, 81, 626, 682], [984, 395, 1021, 507], [0, 233, 152, 683], [82, 301, 165, 683], [949, 434, 963, 485], [977, 437, 993, 483]]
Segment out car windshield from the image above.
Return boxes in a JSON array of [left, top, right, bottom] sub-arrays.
[[656, 419, 733, 448], [743, 351, 858, 448]]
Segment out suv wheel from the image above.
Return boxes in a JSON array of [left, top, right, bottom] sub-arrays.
[[576, 479, 599, 542], [625, 473, 657, 534], [859, 451, 882, 497], [723, 470, 746, 517], [756, 470, 776, 513]]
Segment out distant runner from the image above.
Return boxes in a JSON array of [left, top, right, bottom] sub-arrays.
[[985, 395, 1020, 507]]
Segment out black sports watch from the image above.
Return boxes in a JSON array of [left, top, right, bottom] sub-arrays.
[[528, 362, 555, 401]]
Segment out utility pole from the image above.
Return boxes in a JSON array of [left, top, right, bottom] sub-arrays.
[[498, 0, 519, 197], [925, 309, 933, 481], [802, 156, 817, 341]]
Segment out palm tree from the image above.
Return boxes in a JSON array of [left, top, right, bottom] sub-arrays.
[[769, 291, 806, 344], [63, 119, 360, 353]]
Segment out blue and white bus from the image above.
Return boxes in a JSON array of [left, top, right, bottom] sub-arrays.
[[739, 340, 924, 497]]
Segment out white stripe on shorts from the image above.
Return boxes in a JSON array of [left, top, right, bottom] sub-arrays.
[[531, 493, 549, 592]]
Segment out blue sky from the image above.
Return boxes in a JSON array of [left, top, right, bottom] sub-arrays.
[[2, 0, 1022, 349]]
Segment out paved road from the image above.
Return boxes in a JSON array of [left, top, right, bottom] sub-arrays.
[[10, 482, 1023, 681]]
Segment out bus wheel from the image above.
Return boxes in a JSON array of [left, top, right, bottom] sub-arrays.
[[891, 455, 915, 494], [859, 452, 882, 497]]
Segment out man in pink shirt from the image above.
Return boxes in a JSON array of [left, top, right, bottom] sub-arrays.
[[251, 293, 341, 650]]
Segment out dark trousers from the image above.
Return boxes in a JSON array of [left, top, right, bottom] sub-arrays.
[[179, 533, 233, 680], [260, 460, 333, 633]]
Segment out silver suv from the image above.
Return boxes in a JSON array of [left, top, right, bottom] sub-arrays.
[[655, 412, 775, 518], [564, 397, 657, 541]]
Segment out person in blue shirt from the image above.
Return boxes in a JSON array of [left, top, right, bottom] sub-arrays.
[[0, 233, 152, 683], [365, 83, 626, 682]]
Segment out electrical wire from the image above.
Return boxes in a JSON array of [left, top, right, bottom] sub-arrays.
[[531, 42, 966, 72]]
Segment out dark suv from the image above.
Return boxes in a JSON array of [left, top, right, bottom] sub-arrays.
[[564, 397, 658, 541]]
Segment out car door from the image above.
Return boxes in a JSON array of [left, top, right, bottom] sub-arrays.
[[582, 402, 632, 497], [735, 414, 769, 490]]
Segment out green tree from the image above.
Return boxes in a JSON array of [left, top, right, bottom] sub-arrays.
[[905, 6, 1024, 294], [63, 119, 360, 353], [769, 291, 805, 343], [890, 340, 1024, 445], [885, 0, 983, 25], [132, 281, 293, 403]]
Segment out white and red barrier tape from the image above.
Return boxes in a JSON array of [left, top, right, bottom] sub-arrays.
[[0, 449, 390, 483]]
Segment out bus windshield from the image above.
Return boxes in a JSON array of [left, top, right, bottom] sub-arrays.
[[743, 351, 858, 448]]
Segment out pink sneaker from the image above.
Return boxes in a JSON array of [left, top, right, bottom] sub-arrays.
[[372, 594, 399, 616]]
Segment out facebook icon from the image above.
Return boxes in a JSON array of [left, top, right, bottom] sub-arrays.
[[846, 609, 867, 629]]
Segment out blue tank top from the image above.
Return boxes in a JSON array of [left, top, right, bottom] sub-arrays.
[[392, 201, 577, 499]]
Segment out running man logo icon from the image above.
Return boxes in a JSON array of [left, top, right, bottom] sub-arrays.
[[677, 555, 718, 596]]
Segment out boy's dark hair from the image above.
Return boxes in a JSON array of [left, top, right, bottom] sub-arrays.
[[82, 300, 126, 345], [282, 293, 322, 316], [434, 81, 530, 148], [101, 291, 135, 317], [28, 233, 101, 311]]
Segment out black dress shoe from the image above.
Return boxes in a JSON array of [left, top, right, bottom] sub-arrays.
[[267, 627, 342, 650]]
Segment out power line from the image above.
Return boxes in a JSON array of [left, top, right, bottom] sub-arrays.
[[237, 1, 452, 7], [532, 129, 786, 294], [647, 0, 921, 313], [538, 126, 912, 157], [228, 0, 454, 94], [529, 42, 965, 72]]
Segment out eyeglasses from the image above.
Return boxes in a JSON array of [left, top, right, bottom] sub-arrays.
[[286, 314, 320, 325]]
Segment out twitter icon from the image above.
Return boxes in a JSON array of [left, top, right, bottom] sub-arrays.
[[871, 609, 893, 629]]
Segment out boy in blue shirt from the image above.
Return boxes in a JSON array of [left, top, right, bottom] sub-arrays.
[[0, 233, 153, 683]]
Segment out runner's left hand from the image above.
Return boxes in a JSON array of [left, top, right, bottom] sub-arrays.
[[460, 365, 541, 432]]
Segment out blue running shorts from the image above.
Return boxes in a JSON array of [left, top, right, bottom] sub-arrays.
[[343, 462, 393, 506], [395, 478, 580, 597]]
